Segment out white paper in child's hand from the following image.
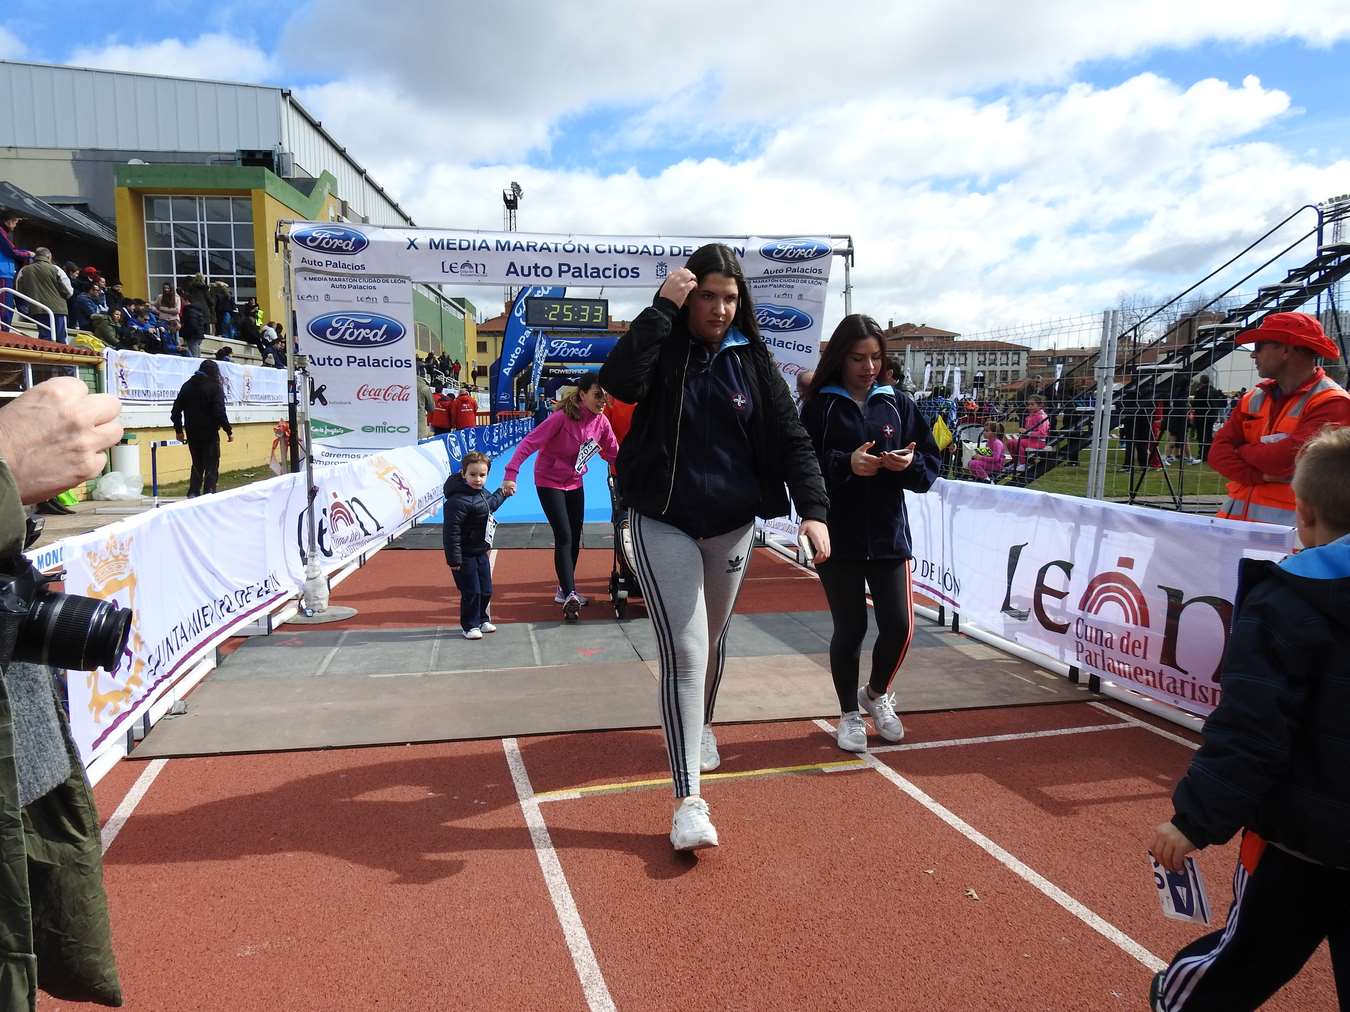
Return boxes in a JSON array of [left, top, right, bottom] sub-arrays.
[[1150, 854, 1211, 925]]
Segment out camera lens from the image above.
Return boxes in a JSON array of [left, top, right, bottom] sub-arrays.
[[16, 593, 133, 672]]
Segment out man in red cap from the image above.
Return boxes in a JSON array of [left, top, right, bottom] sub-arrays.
[[1209, 311, 1350, 525]]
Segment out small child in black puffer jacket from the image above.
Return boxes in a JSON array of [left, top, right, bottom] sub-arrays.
[[442, 451, 512, 639]]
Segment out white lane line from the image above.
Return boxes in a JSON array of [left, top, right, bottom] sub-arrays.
[[814, 718, 1167, 972], [1089, 702, 1200, 751], [101, 758, 169, 855], [528, 624, 544, 667], [428, 625, 444, 674], [314, 629, 350, 678], [869, 722, 1130, 755], [502, 738, 616, 1012]]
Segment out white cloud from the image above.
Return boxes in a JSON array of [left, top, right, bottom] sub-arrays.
[[0, 26, 25, 59], [67, 33, 274, 84]]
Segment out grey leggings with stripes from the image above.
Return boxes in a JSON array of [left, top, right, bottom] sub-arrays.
[[629, 512, 755, 799]]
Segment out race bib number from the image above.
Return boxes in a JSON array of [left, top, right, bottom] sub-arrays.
[[1150, 855, 1211, 925], [484, 514, 497, 547], [574, 438, 600, 474]]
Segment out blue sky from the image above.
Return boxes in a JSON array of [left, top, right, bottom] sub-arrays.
[[3, 1, 1348, 338]]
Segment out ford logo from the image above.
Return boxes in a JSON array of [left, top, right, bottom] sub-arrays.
[[307, 313, 405, 348], [756, 304, 814, 333], [759, 239, 831, 263], [293, 225, 370, 255]]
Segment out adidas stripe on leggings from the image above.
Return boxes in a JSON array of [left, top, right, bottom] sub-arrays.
[[629, 511, 754, 799], [814, 557, 914, 713]]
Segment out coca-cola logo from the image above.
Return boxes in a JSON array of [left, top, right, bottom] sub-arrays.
[[356, 384, 411, 402]]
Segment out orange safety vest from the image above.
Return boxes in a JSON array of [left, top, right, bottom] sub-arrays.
[[1217, 370, 1349, 525]]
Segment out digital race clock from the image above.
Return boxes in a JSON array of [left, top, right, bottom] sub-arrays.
[[524, 297, 610, 330]]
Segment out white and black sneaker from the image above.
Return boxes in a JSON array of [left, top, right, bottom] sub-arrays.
[[670, 796, 718, 851], [554, 587, 590, 605], [562, 592, 582, 623]]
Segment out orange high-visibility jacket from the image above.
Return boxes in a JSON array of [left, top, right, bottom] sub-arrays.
[[1211, 369, 1350, 525]]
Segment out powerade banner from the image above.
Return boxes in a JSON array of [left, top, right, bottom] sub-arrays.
[[294, 271, 417, 454], [496, 285, 563, 411], [287, 224, 839, 389], [905, 480, 1295, 717]]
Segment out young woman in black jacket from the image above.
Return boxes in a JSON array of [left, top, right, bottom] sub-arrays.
[[600, 243, 831, 851], [800, 315, 941, 753]]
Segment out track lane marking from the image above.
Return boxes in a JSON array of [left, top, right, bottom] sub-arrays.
[[503, 737, 616, 1012], [1089, 702, 1200, 750], [101, 758, 169, 855], [533, 720, 1132, 802], [812, 717, 1166, 972]]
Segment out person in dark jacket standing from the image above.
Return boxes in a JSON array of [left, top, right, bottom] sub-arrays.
[[442, 451, 513, 639], [1148, 425, 1350, 1012], [599, 243, 830, 852], [801, 315, 941, 752], [171, 359, 233, 496]]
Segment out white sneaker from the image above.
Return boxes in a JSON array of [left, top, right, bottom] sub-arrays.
[[562, 592, 582, 623], [554, 587, 590, 605], [480, 621, 497, 634], [463, 627, 483, 640], [858, 686, 905, 742], [670, 796, 718, 851], [836, 710, 868, 752], [700, 724, 720, 772]]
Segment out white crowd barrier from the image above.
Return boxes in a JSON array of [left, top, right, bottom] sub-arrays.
[[38, 418, 533, 783], [760, 479, 1296, 725]]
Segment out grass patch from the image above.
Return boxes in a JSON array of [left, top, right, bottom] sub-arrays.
[[1025, 440, 1228, 499]]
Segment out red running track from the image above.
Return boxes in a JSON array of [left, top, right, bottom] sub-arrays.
[[58, 701, 1335, 1011]]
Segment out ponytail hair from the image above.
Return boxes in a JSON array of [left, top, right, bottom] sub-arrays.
[[557, 372, 602, 420]]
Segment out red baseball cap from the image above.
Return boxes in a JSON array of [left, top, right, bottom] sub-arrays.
[[1236, 311, 1340, 359]]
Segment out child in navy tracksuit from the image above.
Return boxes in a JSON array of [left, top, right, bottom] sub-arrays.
[[1148, 424, 1350, 1011], [442, 451, 512, 640]]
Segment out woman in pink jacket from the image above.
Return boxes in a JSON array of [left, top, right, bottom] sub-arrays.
[[503, 372, 619, 621]]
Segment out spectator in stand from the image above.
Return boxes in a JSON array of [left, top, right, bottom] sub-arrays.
[[180, 301, 207, 358], [67, 282, 100, 333], [183, 273, 211, 329], [214, 346, 233, 363], [238, 297, 262, 352], [259, 319, 279, 364], [452, 359, 462, 381], [1210, 312, 1350, 525], [14, 248, 71, 344], [210, 281, 236, 339], [268, 335, 287, 369], [89, 309, 118, 348], [154, 283, 182, 338], [128, 304, 161, 353], [1190, 374, 1224, 464], [0, 211, 33, 328], [105, 281, 126, 315], [171, 359, 234, 497]]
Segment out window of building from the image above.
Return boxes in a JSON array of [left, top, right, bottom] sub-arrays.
[[144, 195, 255, 302], [477, 340, 489, 354]]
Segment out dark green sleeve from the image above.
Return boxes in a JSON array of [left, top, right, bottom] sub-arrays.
[[0, 461, 25, 558]]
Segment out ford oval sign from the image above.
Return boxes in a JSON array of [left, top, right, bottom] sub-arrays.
[[293, 225, 370, 255], [759, 239, 831, 263], [307, 313, 406, 348], [756, 304, 814, 333]]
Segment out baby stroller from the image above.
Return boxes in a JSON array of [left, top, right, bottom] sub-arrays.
[[607, 471, 643, 619]]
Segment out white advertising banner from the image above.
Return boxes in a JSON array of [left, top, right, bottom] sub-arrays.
[[105, 348, 286, 406], [287, 224, 838, 385], [294, 270, 418, 454], [53, 439, 452, 765], [904, 480, 1295, 717]]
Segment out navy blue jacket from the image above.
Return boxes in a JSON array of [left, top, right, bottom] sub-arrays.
[[800, 385, 941, 561], [599, 296, 828, 528], [441, 474, 509, 567], [1171, 536, 1350, 868]]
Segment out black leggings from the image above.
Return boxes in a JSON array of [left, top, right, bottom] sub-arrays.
[[537, 486, 584, 593], [816, 558, 914, 713]]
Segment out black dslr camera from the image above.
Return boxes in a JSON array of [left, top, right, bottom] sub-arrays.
[[0, 515, 133, 672]]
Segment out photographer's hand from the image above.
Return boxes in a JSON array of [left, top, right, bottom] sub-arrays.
[[0, 378, 123, 504]]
